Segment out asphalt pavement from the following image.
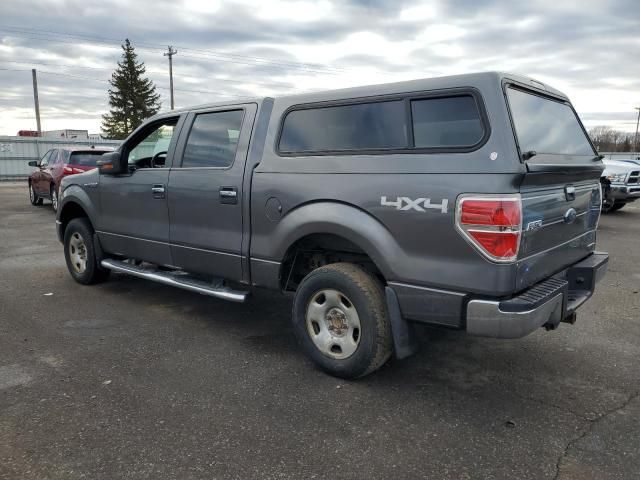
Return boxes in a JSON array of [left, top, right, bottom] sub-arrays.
[[0, 182, 638, 480]]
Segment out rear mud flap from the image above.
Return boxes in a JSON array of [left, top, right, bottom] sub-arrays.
[[385, 286, 419, 360]]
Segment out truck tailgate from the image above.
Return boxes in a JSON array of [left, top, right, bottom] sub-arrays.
[[516, 169, 602, 291]]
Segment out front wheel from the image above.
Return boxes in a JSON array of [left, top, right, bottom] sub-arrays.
[[292, 263, 392, 379], [63, 218, 110, 285], [29, 183, 43, 206], [602, 201, 625, 213]]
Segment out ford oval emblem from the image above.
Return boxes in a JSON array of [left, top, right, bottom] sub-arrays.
[[563, 208, 577, 224]]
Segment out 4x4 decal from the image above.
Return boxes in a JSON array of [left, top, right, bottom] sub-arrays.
[[380, 196, 449, 214]]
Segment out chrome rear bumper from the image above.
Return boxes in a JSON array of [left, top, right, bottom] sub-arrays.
[[467, 293, 563, 338], [466, 252, 608, 339]]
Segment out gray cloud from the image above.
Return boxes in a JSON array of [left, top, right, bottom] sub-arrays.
[[0, 0, 638, 135]]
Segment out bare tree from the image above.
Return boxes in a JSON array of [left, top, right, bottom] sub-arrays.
[[588, 126, 636, 152]]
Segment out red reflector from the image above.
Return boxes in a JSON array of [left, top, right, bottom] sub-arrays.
[[468, 231, 519, 258], [461, 199, 521, 226]]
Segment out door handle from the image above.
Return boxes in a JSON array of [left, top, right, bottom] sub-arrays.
[[152, 184, 166, 199], [565, 185, 576, 201], [219, 187, 238, 204]]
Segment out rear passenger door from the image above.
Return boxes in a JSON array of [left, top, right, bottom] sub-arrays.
[[168, 104, 257, 281]]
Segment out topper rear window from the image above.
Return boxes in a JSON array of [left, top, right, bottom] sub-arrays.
[[506, 87, 595, 160]]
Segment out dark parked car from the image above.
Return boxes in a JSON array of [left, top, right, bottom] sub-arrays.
[[28, 147, 112, 212], [56, 72, 608, 378]]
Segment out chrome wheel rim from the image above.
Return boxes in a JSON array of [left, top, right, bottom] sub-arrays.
[[29, 184, 34, 203], [306, 289, 361, 359], [68, 232, 87, 274], [51, 189, 58, 211]]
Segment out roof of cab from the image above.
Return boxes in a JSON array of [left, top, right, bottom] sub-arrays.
[[151, 71, 568, 119]]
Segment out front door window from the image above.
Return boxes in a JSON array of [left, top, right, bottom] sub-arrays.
[[126, 121, 177, 169]]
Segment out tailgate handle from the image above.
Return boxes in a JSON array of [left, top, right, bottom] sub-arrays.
[[565, 185, 576, 201]]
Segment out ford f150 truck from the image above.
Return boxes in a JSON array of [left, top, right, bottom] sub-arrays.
[[56, 72, 608, 378]]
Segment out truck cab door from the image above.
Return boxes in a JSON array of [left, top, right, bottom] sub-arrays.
[[167, 104, 257, 282], [97, 115, 184, 266]]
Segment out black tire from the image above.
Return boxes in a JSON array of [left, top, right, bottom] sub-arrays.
[[609, 202, 625, 212], [28, 182, 43, 206], [63, 218, 110, 285], [50, 184, 59, 212], [292, 263, 392, 379]]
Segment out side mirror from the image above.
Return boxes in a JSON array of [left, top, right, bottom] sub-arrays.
[[28, 160, 39, 167], [97, 151, 126, 175]]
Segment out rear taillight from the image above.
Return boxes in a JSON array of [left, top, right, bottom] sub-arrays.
[[63, 165, 84, 175], [456, 195, 522, 262]]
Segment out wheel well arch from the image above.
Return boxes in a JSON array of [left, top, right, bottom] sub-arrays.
[[59, 201, 91, 238], [279, 232, 385, 291]]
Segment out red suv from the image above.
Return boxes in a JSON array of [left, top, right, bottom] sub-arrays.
[[28, 146, 113, 212]]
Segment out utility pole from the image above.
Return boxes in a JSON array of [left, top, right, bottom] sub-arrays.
[[634, 106, 640, 153], [31, 69, 42, 135], [164, 46, 177, 110]]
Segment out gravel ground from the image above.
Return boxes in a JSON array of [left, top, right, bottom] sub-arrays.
[[0, 182, 638, 480]]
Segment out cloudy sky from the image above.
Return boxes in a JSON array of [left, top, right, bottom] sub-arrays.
[[1, 0, 639, 136]]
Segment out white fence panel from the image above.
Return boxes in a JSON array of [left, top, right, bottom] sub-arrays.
[[0, 136, 121, 179]]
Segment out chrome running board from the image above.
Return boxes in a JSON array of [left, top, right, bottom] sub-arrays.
[[100, 259, 248, 303]]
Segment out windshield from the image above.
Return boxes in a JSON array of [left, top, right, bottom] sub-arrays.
[[69, 151, 105, 166], [507, 87, 595, 160]]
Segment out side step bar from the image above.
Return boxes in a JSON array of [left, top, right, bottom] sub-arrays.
[[100, 259, 249, 303]]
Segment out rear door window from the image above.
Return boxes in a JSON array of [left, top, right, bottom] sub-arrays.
[[507, 87, 595, 160], [411, 96, 484, 148], [279, 101, 408, 153], [181, 110, 244, 168]]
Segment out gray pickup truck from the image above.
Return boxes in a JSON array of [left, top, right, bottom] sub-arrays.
[[56, 72, 608, 378]]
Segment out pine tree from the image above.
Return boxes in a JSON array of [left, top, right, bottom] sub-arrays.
[[101, 39, 161, 139]]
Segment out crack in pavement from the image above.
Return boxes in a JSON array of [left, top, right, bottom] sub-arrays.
[[553, 390, 640, 480]]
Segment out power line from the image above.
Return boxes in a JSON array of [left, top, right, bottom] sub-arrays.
[[0, 29, 339, 76], [0, 67, 255, 98], [0, 60, 296, 90], [0, 25, 351, 75], [0, 25, 348, 73], [0, 59, 111, 71]]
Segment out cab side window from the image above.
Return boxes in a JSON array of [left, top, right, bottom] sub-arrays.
[[126, 119, 178, 169], [181, 110, 244, 168]]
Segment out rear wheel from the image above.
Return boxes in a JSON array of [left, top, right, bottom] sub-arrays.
[[50, 185, 59, 212], [292, 263, 392, 379], [63, 218, 110, 285], [28, 182, 43, 206], [610, 202, 625, 212]]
